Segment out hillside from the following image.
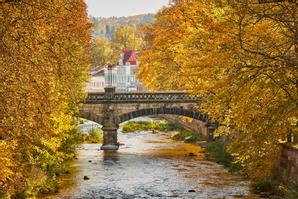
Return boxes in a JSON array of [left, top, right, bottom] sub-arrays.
[[91, 14, 154, 39]]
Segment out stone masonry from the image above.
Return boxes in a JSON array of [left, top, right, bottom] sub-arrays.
[[279, 144, 298, 183], [79, 88, 217, 150]]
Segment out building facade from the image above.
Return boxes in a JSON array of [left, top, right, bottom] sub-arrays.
[[85, 51, 147, 92], [85, 68, 105, 92]]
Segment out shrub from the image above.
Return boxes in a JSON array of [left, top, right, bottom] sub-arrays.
[[122, 120, 205, 143], [122, 120, 185, 133], [84, 128, 102, 143], [171, 130, 205, 143], [204, 140, 241, 173], [276, 183, 298, 199], [59, 128, 83, 159], [250, 179, 274, 194]]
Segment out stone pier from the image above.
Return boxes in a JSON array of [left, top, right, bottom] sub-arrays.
[[101, 124, 119, 150], [80, 87, 214, 151]]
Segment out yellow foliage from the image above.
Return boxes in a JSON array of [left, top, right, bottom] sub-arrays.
[[179, 116, 193, 123], [112, 24, 144, 52], [0, 0, 91, 196], [91, 37, 114, 67], [138, 0, 297, 180]]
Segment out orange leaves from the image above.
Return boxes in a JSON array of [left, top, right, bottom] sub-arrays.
[[0, 0, 90, 196], [139, 0, 297, 180]]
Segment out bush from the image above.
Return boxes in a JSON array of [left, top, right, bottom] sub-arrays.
[[250, 179, 275, 194], [83, 128, 102, 143], [275, 183, 298, 199], [122, 120, 185, 133], [159, 121, 184, 131], [204, 140, 241, 173], [59, 128, 83, 159], [122, 121, 152, 132], [170, 131, 205, 143], [122, 120, 205, 143]]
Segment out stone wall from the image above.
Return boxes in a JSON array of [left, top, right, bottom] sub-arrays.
[[279, 144, 298, 183], [160, 115, 208, 137], [80, 102, 197, 125]]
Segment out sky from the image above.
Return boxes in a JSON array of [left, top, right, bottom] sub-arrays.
[[86, 0, 169, 18]]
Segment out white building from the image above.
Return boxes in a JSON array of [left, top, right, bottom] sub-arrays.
[[86, 51, 147, 92], [85, 68, 105, 92], [115, 50, 147, 92]]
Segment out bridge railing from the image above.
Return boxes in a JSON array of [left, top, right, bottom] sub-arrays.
[[85, 91, 200, 103]]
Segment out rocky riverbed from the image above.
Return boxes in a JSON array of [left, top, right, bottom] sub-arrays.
[[41, 117, 259, 199]]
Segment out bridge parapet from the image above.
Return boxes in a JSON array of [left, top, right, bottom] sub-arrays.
[[85, 91, 200, 103], [81, 90, 218, 151]]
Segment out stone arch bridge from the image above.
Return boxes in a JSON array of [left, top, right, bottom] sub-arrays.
[[80, 87, 217, 150]]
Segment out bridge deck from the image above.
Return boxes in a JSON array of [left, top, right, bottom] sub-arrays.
[[85, 92, 200, 103]]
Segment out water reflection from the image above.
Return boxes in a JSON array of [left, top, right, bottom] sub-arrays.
[[41, 117, 259, 199], [103, 151, 120, 162]]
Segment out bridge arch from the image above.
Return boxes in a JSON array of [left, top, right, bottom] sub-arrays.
[[81, 90, 219, 150], [115, 107, 209, 125]]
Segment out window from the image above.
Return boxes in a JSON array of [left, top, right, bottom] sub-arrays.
[[130, 76, 135, 82]]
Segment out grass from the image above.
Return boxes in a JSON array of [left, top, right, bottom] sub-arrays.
[[82, 127, 103, 143], [170, 130, 205, 143], [249, 180, 298, 199], [122, 120, 205, 143], [204, 140, 241, 173], [122, 120, 184, 133], [270, 183, 298, 199], [250, 179, 275, 194]]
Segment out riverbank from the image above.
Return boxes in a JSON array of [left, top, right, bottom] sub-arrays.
[[33, 126, 103, 199], [122, 120, 205, 143], [121, 119, 240, 172], [40, 122, 259, 199], [121, 118, 298, 199]]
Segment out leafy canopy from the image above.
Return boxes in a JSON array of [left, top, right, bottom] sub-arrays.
[[0, 0, 91, 196], [138, 0, 297, 180]]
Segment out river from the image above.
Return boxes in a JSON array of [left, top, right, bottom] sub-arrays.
[[42, 117, 259, 199]]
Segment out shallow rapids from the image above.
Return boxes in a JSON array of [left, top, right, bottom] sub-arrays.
[[42, 117, 259, 199]]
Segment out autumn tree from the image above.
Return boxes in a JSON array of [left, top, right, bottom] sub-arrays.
[[111, 24, 144, 51], [91, 37, 114, 67], [0, 0, 90, 197], [138, 0, 297, 180]]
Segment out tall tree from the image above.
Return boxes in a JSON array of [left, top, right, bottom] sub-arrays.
[[138, 0, 297, 180], [0, 0, 91, 196], [111, 24, 143, 51], [91, 37, 114, 67]]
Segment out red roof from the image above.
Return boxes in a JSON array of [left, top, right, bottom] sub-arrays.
[[123, 50, 137, 65]]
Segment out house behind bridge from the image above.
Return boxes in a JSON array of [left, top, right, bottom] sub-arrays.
[[86, 50, 147, 92]]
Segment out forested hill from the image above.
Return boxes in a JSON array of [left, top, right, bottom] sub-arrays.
[[91, 14, 154, 39]]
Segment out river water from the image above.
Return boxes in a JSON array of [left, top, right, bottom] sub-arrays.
[[42, 117, 259, 199]]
